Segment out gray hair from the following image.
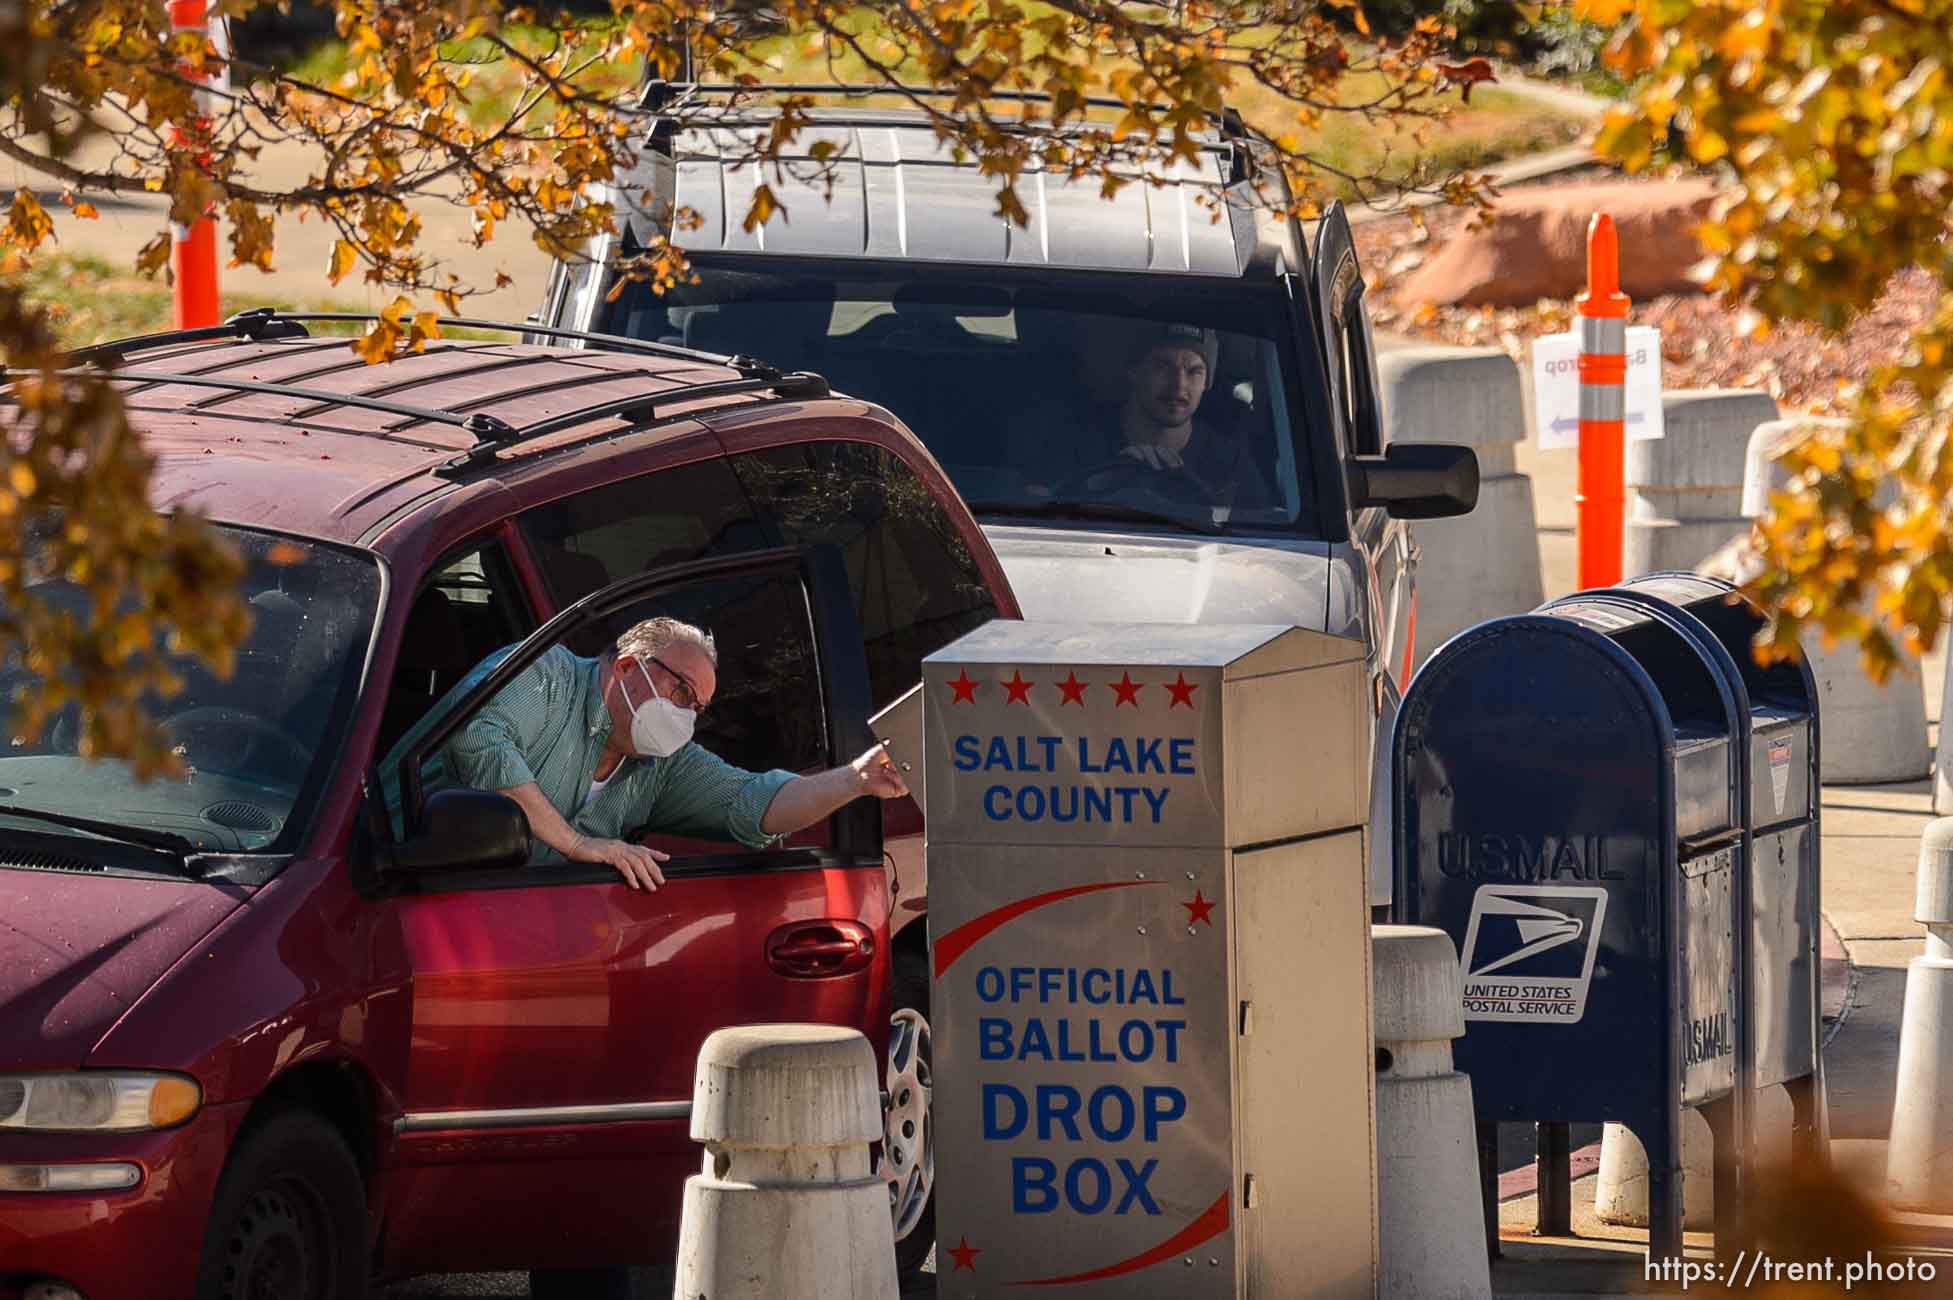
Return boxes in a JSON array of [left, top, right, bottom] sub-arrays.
[[614, 616, 717, 667]]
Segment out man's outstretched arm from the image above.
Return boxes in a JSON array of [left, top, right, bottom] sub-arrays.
[[759, 744, 910, 836]]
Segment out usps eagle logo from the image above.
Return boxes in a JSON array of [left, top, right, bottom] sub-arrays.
[[1458, 885, 1609, 1024]]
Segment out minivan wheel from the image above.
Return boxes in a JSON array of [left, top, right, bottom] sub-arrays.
[[886, 950, 935, 1282], [196, 1109, 367, 1300]]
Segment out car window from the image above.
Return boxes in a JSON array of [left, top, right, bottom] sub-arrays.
[[0, 527, 380, 856], [1340, 287, 1384, 459], [581, 572, 827, 779], [377, 542, 533, 761], [727, 443, 998, 710], [602, 264, 1319, 537], [518, 444, 998, 712], [383, 570, 828, 860], [520, 457, 764, 612]]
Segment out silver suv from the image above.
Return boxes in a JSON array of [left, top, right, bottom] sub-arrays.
[[537, 85, 1480, 1281], [540, 87, 1480, 904]]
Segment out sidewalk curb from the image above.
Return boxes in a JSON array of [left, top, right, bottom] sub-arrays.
[[1822, 911, 1856, 1049]]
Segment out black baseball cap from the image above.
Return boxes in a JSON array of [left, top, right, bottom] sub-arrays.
[[1128, 322, 1219, 379]]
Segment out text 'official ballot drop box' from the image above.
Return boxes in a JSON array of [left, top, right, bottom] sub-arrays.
[[925, 622, 1379, 1299]]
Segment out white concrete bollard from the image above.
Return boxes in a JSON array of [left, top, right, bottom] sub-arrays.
[[1741, 418, 1930, 784], [1885, 820, 1953, 1210], [1373, 925, 1491, 1300], [674, 1024, 897, 1300], [1377, 346, 1542, 667], [1626, 389, 1779, 577], [1593, 1112, 1715, 1230]]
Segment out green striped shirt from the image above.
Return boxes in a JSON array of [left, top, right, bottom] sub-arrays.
[[394, 644, 795, 862]]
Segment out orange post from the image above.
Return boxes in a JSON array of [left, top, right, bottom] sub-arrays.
[[1574, 212, 1630, 589], [169, 0, 220, 328]]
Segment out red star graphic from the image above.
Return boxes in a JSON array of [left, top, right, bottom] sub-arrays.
[[1110, 671, 1143, 707], [1165, 671, 1199, 709], [947, 669, 979, 704], [1056, 671, 1088, 706], [1183, 889, 1216, 927], [1002, 669, 1035, 705], [947, 1236, 982, 1271]]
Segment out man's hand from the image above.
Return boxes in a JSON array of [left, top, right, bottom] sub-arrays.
[[1120, 442, 1185, 471], [852, 742, 911, 800], [569, 834, 669, 891]]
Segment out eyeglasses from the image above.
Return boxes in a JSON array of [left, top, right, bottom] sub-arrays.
[[648, 655, 707, 714]]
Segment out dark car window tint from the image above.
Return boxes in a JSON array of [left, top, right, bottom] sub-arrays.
[[583, 573, 827, 779], [377, 543, 532, 760], [519, 457, 763, 614], [729, 444, 998, 709], [383, 570, 828, 857], [602, 264, 1321, 538], [0, 528, 379, 855]]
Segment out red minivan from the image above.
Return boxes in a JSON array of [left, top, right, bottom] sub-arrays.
[[0, 311, 1015, 1299]]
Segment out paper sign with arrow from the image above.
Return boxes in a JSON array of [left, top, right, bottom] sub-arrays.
[[1530, 326, 1666, 451]]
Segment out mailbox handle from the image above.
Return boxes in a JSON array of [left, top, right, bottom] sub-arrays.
[[766, 919, 876, 979]]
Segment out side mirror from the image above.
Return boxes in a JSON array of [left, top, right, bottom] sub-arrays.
[[384, 788, 530, 876], [1349, 443, 1479, 520]]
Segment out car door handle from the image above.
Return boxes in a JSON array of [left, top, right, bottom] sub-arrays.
[[766, 920, 876, 979]]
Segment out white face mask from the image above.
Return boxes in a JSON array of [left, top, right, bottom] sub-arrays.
[[619, 660, 696, 758]]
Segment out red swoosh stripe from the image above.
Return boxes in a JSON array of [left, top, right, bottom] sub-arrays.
[[1009, 1189, 1232, 1287], [932, 880, 1162, 978]]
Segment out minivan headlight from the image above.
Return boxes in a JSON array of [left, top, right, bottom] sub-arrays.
[[0, 1073, 201, 1131]]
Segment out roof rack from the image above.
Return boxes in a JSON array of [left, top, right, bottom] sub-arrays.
[[635, 82, 1258, 181], [437, 369, 828, 472], [6, 308, 833, 474], [58, 306, 774, 376], [635, 81, 1240, 134], [11, 366, 522, 442], [66, 308, 312, 367]]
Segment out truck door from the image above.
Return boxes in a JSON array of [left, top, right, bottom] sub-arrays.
[[1312, 201, 1413, 908], [373, 548, 889, 1276]]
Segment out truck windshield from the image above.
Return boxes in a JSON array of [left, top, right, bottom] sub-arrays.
[[0, 527, 379, 857], [602, 262, 1318, 537]]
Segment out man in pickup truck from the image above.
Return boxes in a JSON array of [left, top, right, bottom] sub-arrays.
[[1044, 321, 1274, 509], [427, 616, 908, 890]]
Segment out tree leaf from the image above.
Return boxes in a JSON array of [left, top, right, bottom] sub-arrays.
[[328, 238, 358, 285]]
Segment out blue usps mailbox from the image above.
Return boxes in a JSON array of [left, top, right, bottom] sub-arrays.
[[1604, 574, 1824, 1171], [1393, 582, 1784, 1261]]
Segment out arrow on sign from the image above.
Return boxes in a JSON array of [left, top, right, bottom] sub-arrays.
[[1547, 412, 1651, 433]]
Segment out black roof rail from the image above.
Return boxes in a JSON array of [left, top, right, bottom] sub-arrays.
[[436, 369, 829, 474], [55, 307, 780, 379], [8, 366, 521, 443], [8, 339, 834, 476], [271, 312, 752, 371], [638, 80, 1232, 133], [64, 307, 311, 367]]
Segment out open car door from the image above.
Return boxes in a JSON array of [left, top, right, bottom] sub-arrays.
[[1311, 200, 1412, 910], [369, 545, 889, 1276]]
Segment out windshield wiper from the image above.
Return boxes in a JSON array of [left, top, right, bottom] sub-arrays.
[[965, 498, 1229, 537], [0, 804, 196, 860]]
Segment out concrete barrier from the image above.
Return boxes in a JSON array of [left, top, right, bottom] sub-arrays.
[[1886, 821, 1953, 1210], [674, 1024, 897, 1300], [1937, 654, 1953, 814], [1373, 925, 1491, 1300], [1377, 346, 1542, 666], [1741, 418, 1930, 784], [1626, 389, 1779, 576], [1593, 1112, 1714, 1230]]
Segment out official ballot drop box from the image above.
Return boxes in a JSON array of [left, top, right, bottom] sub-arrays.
[[925, 622, 1379, 1299]]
